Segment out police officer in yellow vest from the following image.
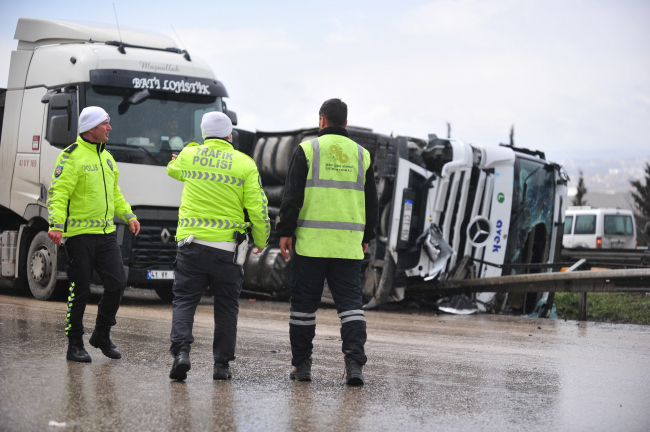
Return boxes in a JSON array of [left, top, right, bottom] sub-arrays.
[[278, 99, 378, 385], [47, 106, 141, 363], [167, 112, 270, 381]]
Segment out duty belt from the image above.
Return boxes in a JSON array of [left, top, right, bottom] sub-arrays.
[[178, 236, 236, 252], [193, 239, 236, 252]]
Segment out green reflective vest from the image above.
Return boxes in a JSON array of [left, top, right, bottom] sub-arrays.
[[47, 136, 137, 237], [167, 139, 270, 247], [295, 134, 371, 259]]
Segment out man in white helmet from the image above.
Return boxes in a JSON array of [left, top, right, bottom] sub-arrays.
[[167, 111, 270, 381], [47, 106, 140, 363]]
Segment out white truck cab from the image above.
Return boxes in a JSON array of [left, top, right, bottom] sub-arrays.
[[380, 137, 569, 312], [0, 18, 235, 301], [563, 207, 637, 249]]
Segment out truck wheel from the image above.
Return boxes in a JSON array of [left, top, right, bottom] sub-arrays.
[[26, 231, 65, 301], [155, 285, 175, 303]]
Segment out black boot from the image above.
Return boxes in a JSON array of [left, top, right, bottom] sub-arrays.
[[67, 337, 92, 363], [170, 351, 191, 381], [213, 362, 232, 380], [290, 358, 312, 382], [89, 326, 122, 359], [345, 358, 364, 386]]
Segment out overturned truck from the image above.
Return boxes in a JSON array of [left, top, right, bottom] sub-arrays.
[[235, 127, 569, 314]]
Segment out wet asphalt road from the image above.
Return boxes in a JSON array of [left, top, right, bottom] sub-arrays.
[[0, 287, 649, 432]]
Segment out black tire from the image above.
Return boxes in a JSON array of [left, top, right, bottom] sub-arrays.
[[154, 285, 175, 303], [26, 231, 66, 301]]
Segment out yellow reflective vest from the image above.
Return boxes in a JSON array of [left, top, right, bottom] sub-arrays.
[[47, 136, 137, 237], [296, 134, 371, 259], [167, 139, 270, 248]]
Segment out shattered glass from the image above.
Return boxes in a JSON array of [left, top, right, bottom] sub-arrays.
[[504, 157, 556, 274]]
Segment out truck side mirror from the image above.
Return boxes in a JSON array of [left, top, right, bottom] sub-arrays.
[[47, 93, 73, 146], [49, 93, 71, 110], [225, 109, 238, 126], [48, 116, 74, 146]]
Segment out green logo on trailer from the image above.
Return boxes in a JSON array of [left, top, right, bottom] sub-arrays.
[[497, 193, 505, 203]]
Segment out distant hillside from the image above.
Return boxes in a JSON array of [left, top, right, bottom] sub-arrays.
[[560, 156, 649, 211], [560, 157, 649, 192], [570, 190, 634, 211]]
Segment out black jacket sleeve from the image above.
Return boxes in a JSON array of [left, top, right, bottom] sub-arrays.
[[277, 146, 308, 237], [277, 145, 379, 244], [363, 164, 378, 243]]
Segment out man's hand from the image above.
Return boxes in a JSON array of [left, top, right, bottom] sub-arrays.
[[251, 247, 264, 255], [48, 230, 62, 245], [171, 154, 178, 161], [129, 220, 141, 236], [280, 236, 293, 260], [363, 243, 369, 253]]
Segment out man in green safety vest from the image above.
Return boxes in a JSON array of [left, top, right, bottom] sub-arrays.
[[48, 106, 140, 363], [167, 111, 270, 381], [278, 99, 378, 385]]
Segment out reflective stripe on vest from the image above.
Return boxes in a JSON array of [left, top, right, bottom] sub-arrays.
[[304, 138, 365, 191], [178, 218, 251, 229], [66, 218, 114, 228], [182, 170, 244, 186]]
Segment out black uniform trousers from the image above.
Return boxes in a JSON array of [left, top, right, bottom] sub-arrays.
[[170, 243, 243, 363], [64, 233, 127, 339], [289, 252, 367, 367]]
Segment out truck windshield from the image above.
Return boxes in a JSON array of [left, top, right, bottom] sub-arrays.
[[85, 86, 222, 166], [504, 157, 556, 274]]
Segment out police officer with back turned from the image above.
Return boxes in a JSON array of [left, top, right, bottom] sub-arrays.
[[167, 111, 270, 381], [278, 98, 378, 385], [48, 106, 140, 363]]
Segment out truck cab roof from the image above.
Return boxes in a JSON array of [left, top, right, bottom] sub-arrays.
[[14, 17, 177, 50], [8, 18, 218, 91]]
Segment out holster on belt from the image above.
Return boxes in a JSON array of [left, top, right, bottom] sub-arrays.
[[233, 231, 249, 265]]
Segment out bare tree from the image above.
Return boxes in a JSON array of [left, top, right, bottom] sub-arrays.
[[630, 162, 650, 245], [573, 170, 588, 206]]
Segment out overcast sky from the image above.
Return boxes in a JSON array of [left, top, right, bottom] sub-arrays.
[[1, 0, 649, 165]]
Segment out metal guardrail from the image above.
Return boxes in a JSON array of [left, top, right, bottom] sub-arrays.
[[416, 268, 650, 294], [560, 248, 650, 267], [407, 259, 650, 320]]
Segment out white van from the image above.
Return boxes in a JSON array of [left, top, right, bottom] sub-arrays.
[[563, 207, 637, 249]]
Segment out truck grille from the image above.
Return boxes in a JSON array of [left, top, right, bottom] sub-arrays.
[[434, 167, 486, 271], [129, 223, 177, 269]]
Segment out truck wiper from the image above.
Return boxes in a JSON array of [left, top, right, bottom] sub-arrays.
[[104, 41, 191, 61]]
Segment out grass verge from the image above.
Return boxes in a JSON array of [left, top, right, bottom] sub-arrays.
[[554, 292, 650, 325]]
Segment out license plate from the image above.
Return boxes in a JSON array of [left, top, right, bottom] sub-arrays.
[[400, 200, 413, 242], [611, 242, 625, 249], [148, 270, 174, 280]]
